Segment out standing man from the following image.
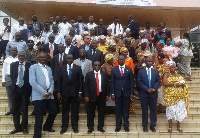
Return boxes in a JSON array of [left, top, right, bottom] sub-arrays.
[[42, 22, 52, 44], [29, 52, 57, 138], [58, 15, 72, 37], [111, 55, 137, 132], [138, 57, 160, 132], [79, 35, 91, 52], [73, 15, 88, 35], [49, 24, 65, 45], [20, 21, 34, 43], [128, 14, 139, 40], [32, 14, 44, 31], [57, 54, 83, 134], [108, 17, 123, 36], [49, 16, 54, 31], [160, 22, 171, 39], [2, 47, 18, 115], [95, 19, 107, 36], [85, 61, 109, 133], [28, 28, 45, 49], [87, 16, 97, 34], [9, 51, 32, 134]]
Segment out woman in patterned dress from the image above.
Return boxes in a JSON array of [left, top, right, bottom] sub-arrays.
[[163, 61, 189, 133]]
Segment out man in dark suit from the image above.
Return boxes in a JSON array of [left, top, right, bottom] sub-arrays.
[[85, 61, 109, 133], [138, 57, 160, 132], [86, 40, 104, 65], [94, 19, 107, 36], [32, 14, 44, 31], [57, 54, 83, 134], [20, 21, 34, 43], [44, 34, 59, 59], [128, 14, 139, 40], [9, 51, 32, 134], [111, 55, 137, 132]]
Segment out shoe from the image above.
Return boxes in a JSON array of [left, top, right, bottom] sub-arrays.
[[73, 128, 79, 133], [5, 111, 12, 115], [143, 126, 148, 132], [23, 129, 29, 134], [150, 126, 156, 132], [124, 127, 130, 132], [9, 129, 21, 134], [60, 128, 67, 134], [97, 128, 105, 133], [43, 128, 55, 132], [115, 128, 120, 132], [87, 129, 93, 134]]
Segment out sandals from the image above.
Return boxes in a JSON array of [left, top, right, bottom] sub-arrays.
[[177, 128, 183, 133], [168, 128, 172, 133]]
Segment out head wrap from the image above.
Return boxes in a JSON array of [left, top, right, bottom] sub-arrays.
[[139, 30, 145, 34], [108, 41, 116, 48], [105, 54, 114, 63], [141, 39, 148, 44], [125, 38, 131, 44], [165, 61, 176, 68], [120, 47, 128, 54], [156, 42, 164, 48], [100, 35, 106, 40]]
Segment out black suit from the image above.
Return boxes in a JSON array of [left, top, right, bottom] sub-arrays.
[[44, 43, 59, 57], [94, 26, 107, 36], [20, 29, 34, 43], [86, 49, 104, 65], [128, 20, 139, 40], [85, 71, 109, 130], [57, 64, 83, 130], [128, 47, 137, 63], [68, 46, 79, 60], [10, 61, 32, 130], [33, 21, 44, 31]]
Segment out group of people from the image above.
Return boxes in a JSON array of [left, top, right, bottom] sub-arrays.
[[0, 14, 192, 138]]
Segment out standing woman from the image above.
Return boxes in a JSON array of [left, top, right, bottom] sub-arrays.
[[162, 61, 189, 133], [175, 33, 193, 81]]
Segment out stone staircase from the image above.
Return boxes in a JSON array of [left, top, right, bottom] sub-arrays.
[[0, 66, 200, 138]]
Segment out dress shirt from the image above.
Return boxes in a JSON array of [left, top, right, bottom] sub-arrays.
[[118, 65, 125, 74], [49, 42, 55, 51], [94, 70, 102, 92], [162, 45, 178, 58], [108, 23, 123, 35], [6, 40, 28, 57], [59, 53, 64, 62], [2, 56, 19, 82], [41, 30, 52, 44], [0, 25, 10, 40], [80, 59, 85, 74], [146, 66, 153, 82], [39, 63, 50, 90], [87, 23, 97, 32], [78, 23, 83, 35], [65, 45, 71, 54], [16, 61, 26, 85], [47, 32, 64, 45], [85, 44, 90, 51], [67, 63, 73, 75], [9, 24, 27, 41], [58, 22, 72, 36], [29, 35, 45, 50]]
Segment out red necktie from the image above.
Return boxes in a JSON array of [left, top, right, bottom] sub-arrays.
[[96, 73, 100, 96], [28, 30, 31, 38], [120, 67, 123, 77], [60, 54, 62, 66]]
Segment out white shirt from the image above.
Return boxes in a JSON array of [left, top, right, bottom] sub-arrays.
[[94, 70, 102, 92], [16, 61, 26, 85], [119, 65, 125, 74], [58, 22, 72, 36], [9, 24, 27, 41], [39, 63, 50, 89], [67, 63, 73, 75], [87, 22, 97, 34], [29, 35, 45, 50], [108, 23, 123, 35], [47, 32, 64, 45], [41, 30, 52, 44], [2, 56, 19, 82], [49, 42, 55, 51], [65, 45, 71, 54], [0, 25, 10, 40], [146, 66, 153, 81]]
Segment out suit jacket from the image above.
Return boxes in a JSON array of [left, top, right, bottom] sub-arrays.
[[57, 64, 83, 98], [33, 21, 44, 31], [10, 61, 32, 93], [20, 29, 34, 43], [73, 58, 93, 81], [68, 46, 79, 60], [128, 20, 139, 40], [86, 49, 104, 65], [73, 22, 88, 35], [84, 71, 109, 102], [138, 68, 160, 98], [94, 26, 107, 36], [44, 43, 59, 56], [128, 47, 137, 62], [51, 53, 67, 81], [29, 63, 54, 101], [111, 65, 135, 97], [79, 44, 92, 51]]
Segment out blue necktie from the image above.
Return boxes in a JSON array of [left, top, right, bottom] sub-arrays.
[[148, 69, 151, 88], [18, 64, 24, 88], [68, 65, 72, 82]]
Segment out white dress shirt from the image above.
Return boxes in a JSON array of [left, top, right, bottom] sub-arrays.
[[87, 22, 97, 34], [94, 70, 102, 92], [58, 22, 72, 36], [65, 45, 71, 54], [47, 32, 64, 45], [108, 23, 123, 35], [119, 64, 125, 74], [2, 56, 19, 82], [0, 25, 10, 40], [16, 61, 26, 85], [9, 24, 27, 41], [67, 63, 73, 75], [146, 66, 153, 81], [39, 63, 50, 89]]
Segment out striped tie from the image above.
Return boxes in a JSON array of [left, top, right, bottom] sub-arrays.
[[18, 64, 24, 88]]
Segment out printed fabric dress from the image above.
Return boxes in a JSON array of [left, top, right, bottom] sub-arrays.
[[164, 74, 189, 122]]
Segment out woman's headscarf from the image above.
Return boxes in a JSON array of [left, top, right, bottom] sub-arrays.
[[120, 47, 128, 54], [105, 54, 113, 63], [165, 61, 176, 68]]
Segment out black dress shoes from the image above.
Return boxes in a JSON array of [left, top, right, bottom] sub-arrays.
[[60, 128, 67, 134], [43, 128, 55, 132], [5, 111, 12, 115], [143, 126, 148, 132], [22, 129, 29, 134], [87, 129, 94, 134], [115, 128, 120, 132], [97, 128, 105, 133], [73, 128, 79, 133], [9, 129, 21, 134], [124, 127, 130, 132], [150, 126, 156, 132]]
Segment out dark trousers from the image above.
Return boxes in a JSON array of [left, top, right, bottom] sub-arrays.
[[141, 95, 157, 127], [33, 99, 57, 138], [87, 93, 105, 130], [62, 96, 79, 130], [115, 93, 130, 129], [12, 86, 28, 130]]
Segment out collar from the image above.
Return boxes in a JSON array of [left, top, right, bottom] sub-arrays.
[[49, 42, 54, 45], [146, 66, 153, 70], [80, 58, 85, 62], [59, 53, 64, 56], [67, 63, 73, 68], [33, 35, 41, 38], [38, 63, 47, 68], [119, 65, 125, 68], [9, 56, 18, 59], [19, 61, 26, 65], [94, 70, 100, 74]]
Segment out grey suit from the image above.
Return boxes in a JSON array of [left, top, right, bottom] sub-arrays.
[[73, 58, 93, 81]]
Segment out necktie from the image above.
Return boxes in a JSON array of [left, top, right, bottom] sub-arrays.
[[93, 49, 96, 55], [50, 44, 53, 59], [96, 73, 100, 96], [148, 69, 151, 88], [59, 54, 62, 67], [120, 67, 123, 77], [68, 65, 72, 82], [18, 64, 24, 88], [114, 24, 117, 34], [28, 30, 31, 38]]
